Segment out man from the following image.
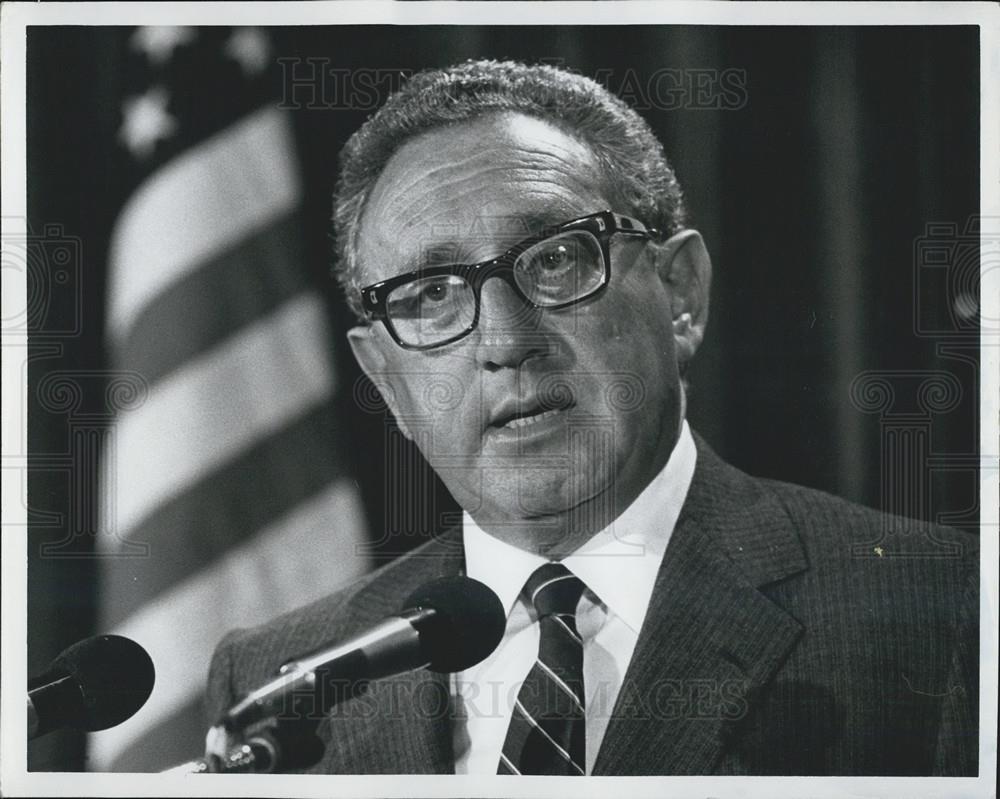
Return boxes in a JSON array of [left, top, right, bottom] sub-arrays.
[[205, 60, 979, 776]]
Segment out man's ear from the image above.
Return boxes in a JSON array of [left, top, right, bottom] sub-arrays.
[[654, 229, 712, 367], [347, 324, 413, 440]]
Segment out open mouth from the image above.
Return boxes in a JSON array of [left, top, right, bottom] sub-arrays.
[[489, 395, 575, 432], [497, 407, 563, 430]]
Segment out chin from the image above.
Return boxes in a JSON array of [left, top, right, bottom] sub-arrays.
[[498, 470, 616, 523], [485, 469, 571, 516]]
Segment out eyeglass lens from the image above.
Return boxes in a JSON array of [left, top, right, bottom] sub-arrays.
[[384, 229, 606, 348]]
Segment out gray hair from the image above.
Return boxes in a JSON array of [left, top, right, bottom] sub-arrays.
[[332, 59, 688, 320]]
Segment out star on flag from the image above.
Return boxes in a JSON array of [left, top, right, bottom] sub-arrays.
[[118, 87, 177, 159], [130, 26, 196, 66], [225, 28, 271, 76]]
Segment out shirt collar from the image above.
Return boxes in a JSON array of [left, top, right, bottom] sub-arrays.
[[463, 420, 698, 632]]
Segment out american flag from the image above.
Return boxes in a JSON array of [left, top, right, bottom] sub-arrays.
[[93, 26, 370, 771]]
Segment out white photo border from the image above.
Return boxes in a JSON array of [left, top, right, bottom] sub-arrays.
[[2, 2, 997, 797]]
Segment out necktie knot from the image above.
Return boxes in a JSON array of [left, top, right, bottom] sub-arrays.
[[524, 562, 585, 620]]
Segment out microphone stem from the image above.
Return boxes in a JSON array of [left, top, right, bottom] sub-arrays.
[[222, 610, 431, 732]]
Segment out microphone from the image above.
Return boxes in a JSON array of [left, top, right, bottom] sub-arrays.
[[28, 634, 155, 739], [220, 575, 505, 734]]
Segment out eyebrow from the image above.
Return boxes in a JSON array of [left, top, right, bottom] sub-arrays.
[[396, 208, 582, 275]]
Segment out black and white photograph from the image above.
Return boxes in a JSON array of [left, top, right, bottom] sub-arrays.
[[2, 2, 997, 797]]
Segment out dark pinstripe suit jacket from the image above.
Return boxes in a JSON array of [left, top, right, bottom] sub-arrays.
[[205, 434, 979, 775]]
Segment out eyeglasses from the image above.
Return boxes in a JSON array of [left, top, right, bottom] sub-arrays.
[[359, 210, 658, 351]]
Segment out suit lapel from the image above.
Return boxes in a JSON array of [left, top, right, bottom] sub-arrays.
[[593, 436, 808, 775], [318, 528, 465, 774]]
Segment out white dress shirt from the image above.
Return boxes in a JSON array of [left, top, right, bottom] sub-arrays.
[[453, 420, 697, 774]]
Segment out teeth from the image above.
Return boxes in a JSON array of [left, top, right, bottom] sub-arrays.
[[502, 408, 560, 429]]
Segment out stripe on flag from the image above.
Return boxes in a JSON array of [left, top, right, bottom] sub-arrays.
[[103, 292, 333, 546], [95, 27, 371, 772], [99, 404, 347, 627], [116, 213, 310, 387], [107, 106, 299, 343]]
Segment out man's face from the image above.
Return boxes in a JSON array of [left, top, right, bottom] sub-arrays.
[[349, 112, 707, 552]]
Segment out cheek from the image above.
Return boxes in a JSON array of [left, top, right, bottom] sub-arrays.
[[380, 356, 483, 451], [564, 280, 678, 425], [574, 278, 674, 367]]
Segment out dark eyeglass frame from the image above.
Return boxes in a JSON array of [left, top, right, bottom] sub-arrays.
[[359, 210, 659, 351]]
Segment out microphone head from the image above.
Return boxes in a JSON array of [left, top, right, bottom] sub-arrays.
[[403, 576, 505, 673], [49, 634, 155, 731]]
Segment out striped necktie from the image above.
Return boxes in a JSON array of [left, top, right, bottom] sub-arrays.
[[498, 562, 586, 776]]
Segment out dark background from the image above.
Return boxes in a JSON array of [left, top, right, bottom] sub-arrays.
[[25, 25, 980, 769]]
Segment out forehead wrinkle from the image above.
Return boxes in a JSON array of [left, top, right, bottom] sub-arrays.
[[388, 166, 605, 237], [392, 186, 601, 263], [374, 147, 519, 222], [402, 113, 599, 178], [374, 130, 605, 223]]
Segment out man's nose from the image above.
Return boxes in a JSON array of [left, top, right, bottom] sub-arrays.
[[474, 276, 547, 370]]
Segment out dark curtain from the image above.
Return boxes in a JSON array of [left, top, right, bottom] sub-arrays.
[[26, 25, 979, 769]]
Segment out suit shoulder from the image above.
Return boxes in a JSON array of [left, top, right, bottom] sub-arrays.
[[757, 475, 978, 571]]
